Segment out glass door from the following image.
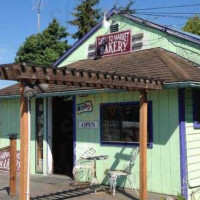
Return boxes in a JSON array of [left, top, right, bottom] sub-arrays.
[[36, 98, 44, 173]]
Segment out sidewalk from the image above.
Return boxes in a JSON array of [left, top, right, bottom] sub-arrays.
[[0, 172, 174, 200]]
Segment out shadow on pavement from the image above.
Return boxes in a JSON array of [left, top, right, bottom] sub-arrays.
[[117, 188, 139, 200], [30, 188, 92, 200], [0, 187, 9, 195]]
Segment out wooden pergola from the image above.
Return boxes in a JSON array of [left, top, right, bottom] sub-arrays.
[[0, 63, 164, 200]]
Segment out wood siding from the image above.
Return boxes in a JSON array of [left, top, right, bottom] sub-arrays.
[[185, 89, 200, 200], [76, 89, 181, 195], [58, 15, 200, 68], [0, 99, 20, 148], [0, 98, 48, 175]]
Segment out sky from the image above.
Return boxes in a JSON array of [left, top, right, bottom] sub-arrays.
[[0, 0, 200, 88]]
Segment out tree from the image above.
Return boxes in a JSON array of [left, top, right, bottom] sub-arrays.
[[15, 18, 70, 67], [114, 0, 135, 14], [68, 0, 101, 40], [182, 15, 200, 36]]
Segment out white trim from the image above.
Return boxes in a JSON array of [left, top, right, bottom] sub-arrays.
[[47, 97, 53, 174]]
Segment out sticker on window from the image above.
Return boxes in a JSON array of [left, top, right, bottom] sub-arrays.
[[77, 101, 93, 114]]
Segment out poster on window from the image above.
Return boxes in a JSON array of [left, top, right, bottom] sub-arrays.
[[0, 147, 20, 172], [77, 101, 93, 114]]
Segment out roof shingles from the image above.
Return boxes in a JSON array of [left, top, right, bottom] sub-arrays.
[[63, 48, 200, 83], [1, 47, 200, 97]]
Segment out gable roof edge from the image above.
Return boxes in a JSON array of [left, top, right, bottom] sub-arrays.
[[53, 9, 200, 68], [52, 9, 118, 68], [122, 13, 200, 45]]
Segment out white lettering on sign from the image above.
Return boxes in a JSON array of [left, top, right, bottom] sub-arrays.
[[96, 30, 132, 57], [77, 101, 93, 114], [78, 121, 99, 129], [0, 149, 20, 172]]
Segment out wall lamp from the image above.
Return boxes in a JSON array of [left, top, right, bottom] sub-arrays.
[[24, 84, 36, 99], [102, 11, 111, 28], [24, 83, 49, 99]]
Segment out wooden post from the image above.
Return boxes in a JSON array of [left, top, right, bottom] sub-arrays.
[[19, 81, 29, 200], [8, 133, 17, 197], [139, 90, 148, 200]]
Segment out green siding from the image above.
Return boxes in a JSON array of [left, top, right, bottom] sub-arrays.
[[185, 89, 200, 200], [58, 14, 200, 68], [0, 99, 20, 149], [75, 89, 181, 195], [0, 98, 48, 175]]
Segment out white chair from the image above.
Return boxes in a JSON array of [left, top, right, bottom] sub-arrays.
[[108, 147, 139, 196], [72, 145, 96, 187]]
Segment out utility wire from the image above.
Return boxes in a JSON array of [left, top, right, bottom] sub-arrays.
[[135, 13, 191, 19], [135, 12, 200, 15], [134, 3, 200, 11]]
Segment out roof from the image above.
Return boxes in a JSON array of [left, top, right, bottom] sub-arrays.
[[1, 47, 200, 97], [63, 47, 200, 83], [0, 84, 93, 97], [0, 62, 163, 94], [53, 9, 200, 68]]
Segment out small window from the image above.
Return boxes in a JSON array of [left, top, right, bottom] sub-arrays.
[[193, 90, 200, 128], [110, 24, 119, 33], [100, 102, 153, 146]]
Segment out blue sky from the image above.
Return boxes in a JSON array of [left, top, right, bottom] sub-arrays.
[[0, 0, 200, 88]]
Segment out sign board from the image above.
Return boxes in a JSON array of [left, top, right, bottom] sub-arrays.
[[77, 101, 93, 114], [78, 121, 99, 129], [96, 30, 132, 57], [0, 148, 20, 172]]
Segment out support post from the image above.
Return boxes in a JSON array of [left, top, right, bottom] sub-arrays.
[[8, 133, 17, 197], [19, 81, 29, 200], [139, 90, 148, 200]]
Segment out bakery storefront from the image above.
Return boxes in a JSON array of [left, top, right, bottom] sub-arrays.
[[1, 9, 200, 199]]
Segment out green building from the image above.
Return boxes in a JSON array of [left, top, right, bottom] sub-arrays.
[[1, 9, 200, 199]]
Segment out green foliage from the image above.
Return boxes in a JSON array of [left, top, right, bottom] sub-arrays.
[[68, 0, 102, 40], [176, 194, 185, 200], [182, 15, 200, 36], [15, 18, 70, 67], [115, 0, 135, 14], [160, 194, 185, 200]]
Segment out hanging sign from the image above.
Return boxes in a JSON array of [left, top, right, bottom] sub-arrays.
[[78, 121, 99, 129], [77, 101, 93, 114], [96, 30, 132, 57], [0, 148, 20, 172]]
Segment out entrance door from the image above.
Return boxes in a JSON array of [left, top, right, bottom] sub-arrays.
[[52, 96, 73, 177]]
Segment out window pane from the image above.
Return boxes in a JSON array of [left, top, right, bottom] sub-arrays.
[[121, 105, 139, 142], [101, 102, 151, 145], [196, 92, 200, 124], [36, 98, 44, 173], [102, 105, 120, 142]]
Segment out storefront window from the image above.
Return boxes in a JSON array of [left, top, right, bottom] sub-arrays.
[[36, 98, 44, 173], [193, 90, 200, 128], [100, 102, 152, 146]]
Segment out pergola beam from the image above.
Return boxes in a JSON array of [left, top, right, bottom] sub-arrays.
[[139, 90, 148, 200], [0, 64, 163, 91], [19, 81, 28, 200], [0, 64, 163, 200]]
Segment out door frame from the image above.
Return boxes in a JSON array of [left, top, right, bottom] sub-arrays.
[[46, 95, 76, 175]]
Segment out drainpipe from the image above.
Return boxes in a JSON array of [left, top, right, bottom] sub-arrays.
[[164, 81, 200, 89]]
